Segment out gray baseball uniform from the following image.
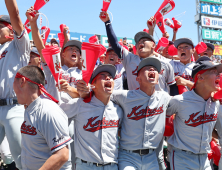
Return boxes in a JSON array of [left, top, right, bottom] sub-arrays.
[[167, 90, 219, 170], [214, 106, 222, 170], [21, 95, 73, 170], [110, 89, 171, 170], [60, 95, 123, 165], [0, 29, 30, 169], [114, 63, 126, 90], [169, 60, 195, 89], [120, 49, 176, 92], [42, 64, 82, 102]]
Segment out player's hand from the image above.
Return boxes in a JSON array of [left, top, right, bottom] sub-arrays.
[[173, 28, 178, 34], [77, 80, 92, 98], [26, 6, 39, 23], [175, 76, 188, 86], [147, 16, 156, 30], [163, 32, 170, 39], [56, 79, 71, 92], [99, 11, 110, 23], [63, 26, 70, 39]]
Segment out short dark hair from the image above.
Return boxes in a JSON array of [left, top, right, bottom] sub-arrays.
[[18, 66, 45, 90]]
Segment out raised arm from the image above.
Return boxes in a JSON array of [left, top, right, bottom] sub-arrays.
[[99, 12, 122, 59], [147, 16, 156, 37], [172, 28, 178, 42], [26, 7, 46, 63], [4, 0, 23, 35]]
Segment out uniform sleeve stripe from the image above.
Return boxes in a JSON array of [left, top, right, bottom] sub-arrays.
[[17, 29, 26, 40], [167, 80, 176, 85], [51, 138, 72, 151]]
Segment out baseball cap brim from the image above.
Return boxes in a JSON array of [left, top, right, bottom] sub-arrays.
[[195, 56, 211, 63], [63, 40, 82, 52], [0, 15, 11, 24], [106, 47, 114, 53], [134, 31, 155, 44], [205, 43, 215, 51], [31, 47, 40, 56], [137, 56, 161, 74], [89, 64, 116, 84], [192, 61, 222, 78], [174, 38, 194, 48]]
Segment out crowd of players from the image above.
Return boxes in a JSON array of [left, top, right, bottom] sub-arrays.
[[1, 0, 222, 170]]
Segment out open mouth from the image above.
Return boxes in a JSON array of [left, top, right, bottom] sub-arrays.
[[71, 53, 77, 60], [148, 72, 155, 80], [104, 81, 112, 90], [181, 52, 186, 57], [204, 52, 208, 56], [109, 58, 114, 61]]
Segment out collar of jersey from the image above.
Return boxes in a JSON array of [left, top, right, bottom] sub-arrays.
[[25, 95, 42, 114], [137, 89, 157, 99], [90, 95, 113, 107], [190, 89, 209, 102]]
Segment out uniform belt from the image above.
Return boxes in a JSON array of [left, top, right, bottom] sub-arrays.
[[81, 159, 112, 167], [0, 99, 18, 106], [124, 149, 154, 156]]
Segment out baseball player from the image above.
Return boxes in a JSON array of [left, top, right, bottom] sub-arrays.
[[104, 47, 126, 90], [0, 137, 16, 170], [0, 0, 31, 169], [99, 12, 177, 170], [26, 8, 79, 170], [61, 64, 123, 170], [166, 60, 222, 170], [13, 65, 73, 170], [28, 47, 41, 67], [26, 7, 81, 101], [215, 106, 222, 170], [99, 12, 178, 95], [77, 57, 171, 170], [168, 38, 196, 90], [200, 43, 216, 62]]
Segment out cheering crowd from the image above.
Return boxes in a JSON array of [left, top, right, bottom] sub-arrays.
[[1, 0, 222, 170]]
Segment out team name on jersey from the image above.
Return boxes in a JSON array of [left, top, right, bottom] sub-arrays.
[[185, 112, 218, 127], [62, 75, 78, 85], [0, 50, 8, 60], [21, 121, 37, 135], [127, 105, 164, 121], [174, 72, 193, 81], [132, 66, 164, 76], [83, 116, 120, 132]]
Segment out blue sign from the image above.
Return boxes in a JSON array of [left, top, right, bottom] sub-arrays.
[[29, 30, 94, 43], [201, 3, 222, 16]]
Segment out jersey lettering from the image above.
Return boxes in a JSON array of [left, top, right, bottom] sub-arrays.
[[0, 50, 8, 59], [83, 116, 120, 132], [132, 66, 138, 76], [174, 72, 193, 81], [21, 121, 37, 135], [62, 75, 78, 85], [127, 105, 164, 121], [114, 72, 122, 80], [185, 111, 218, 127]]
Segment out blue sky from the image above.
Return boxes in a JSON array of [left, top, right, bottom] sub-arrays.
[[0, 0, 199, 44]]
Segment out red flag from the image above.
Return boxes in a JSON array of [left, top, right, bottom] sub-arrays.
[[156, 16, 166, 34], [41, 26, 50, 45], [164, 115, 174, 137], [42, 45, 62, 83], [81, 42, 103, 84], [89, 35, 99, 44], [101, 0, 112, 18], [102, 0, 112, 12], [148, 0, 175, 26], [24, 0, 50, 32]]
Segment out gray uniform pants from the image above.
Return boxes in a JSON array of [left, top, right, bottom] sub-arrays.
[[0, 104, 24, 170]]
